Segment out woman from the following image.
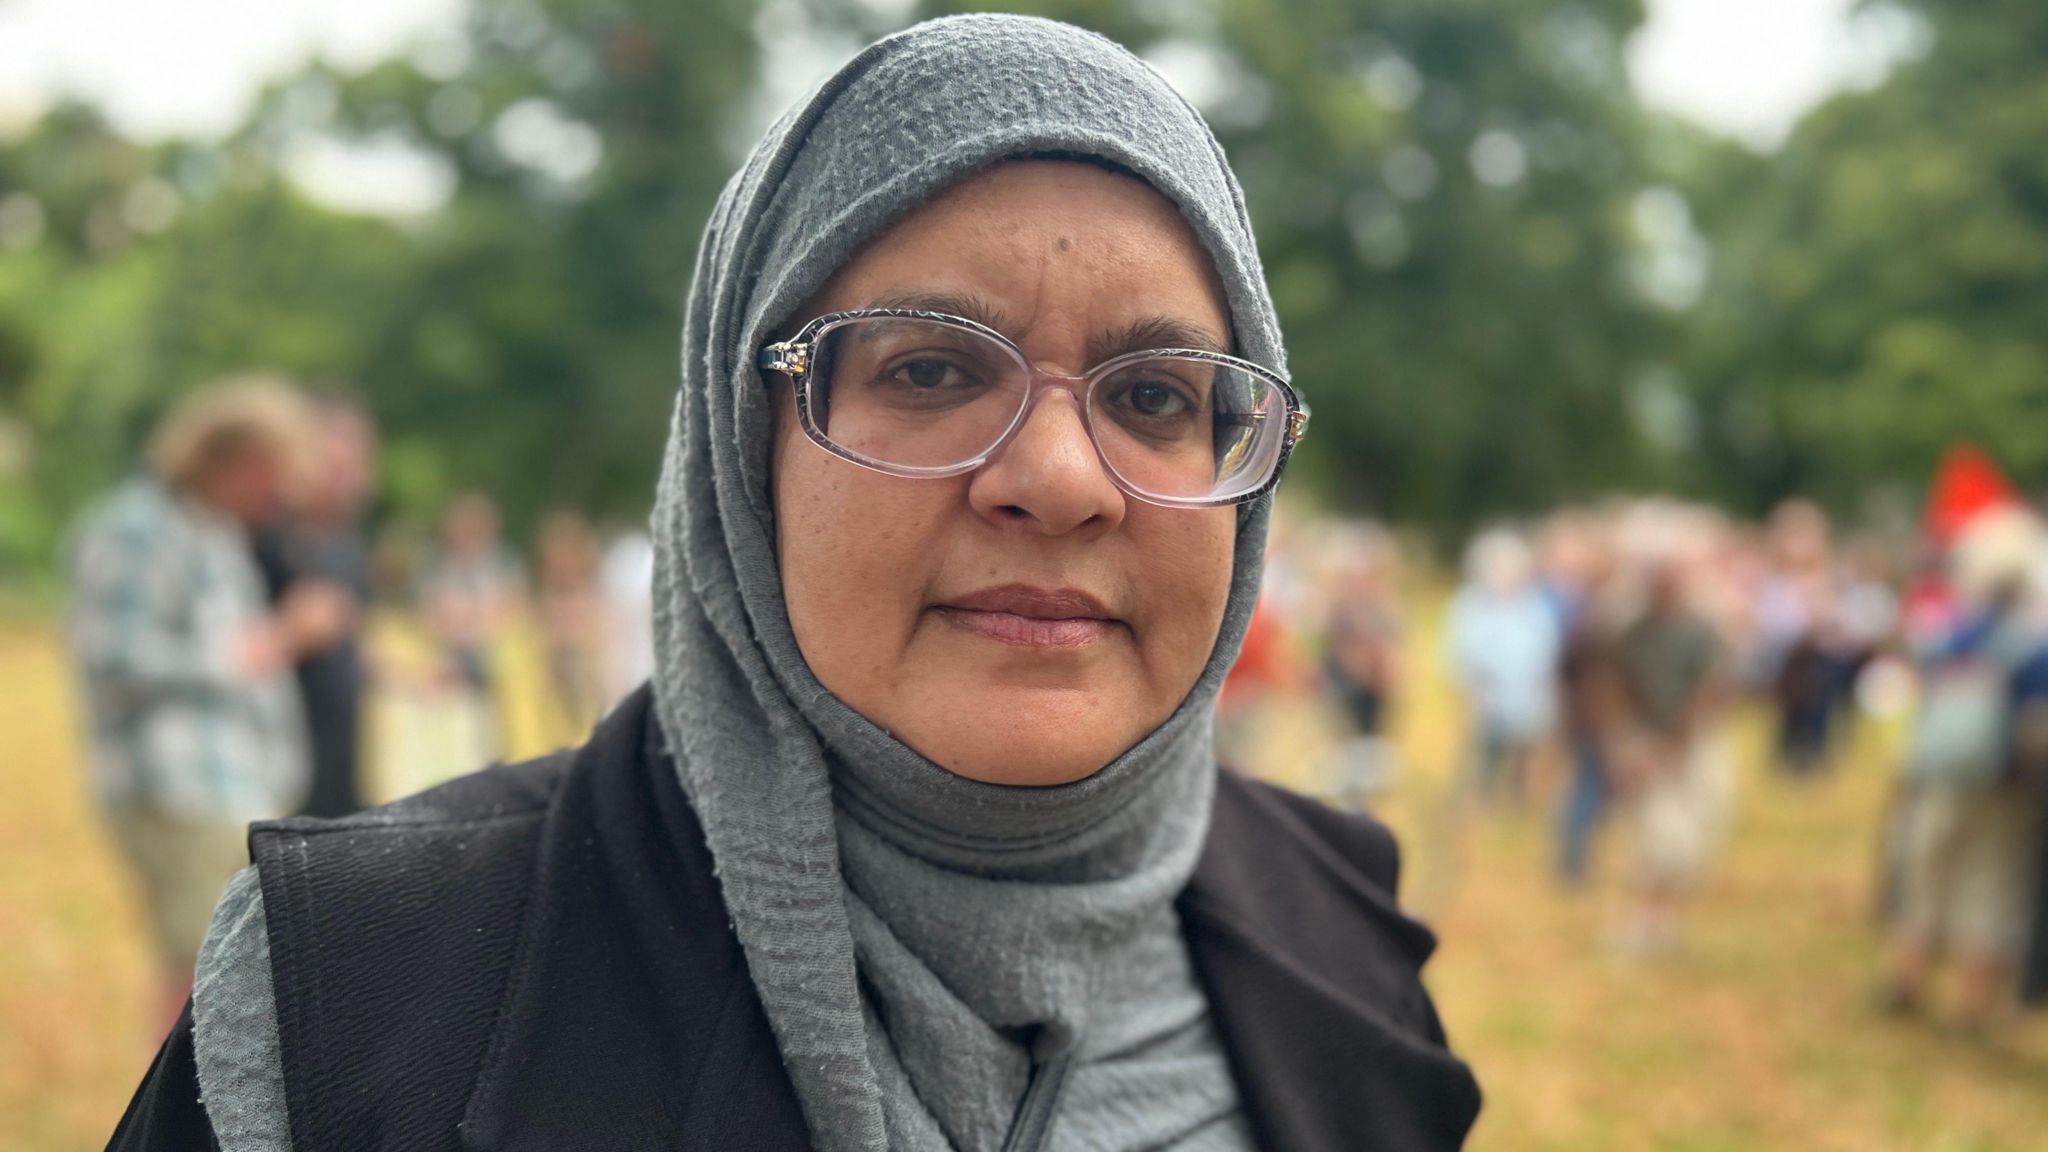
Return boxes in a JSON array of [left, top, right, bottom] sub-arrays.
[[113, 15, 1478, 1151]]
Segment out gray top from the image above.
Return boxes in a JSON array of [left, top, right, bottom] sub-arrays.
[[192, 868, 288, 1151]]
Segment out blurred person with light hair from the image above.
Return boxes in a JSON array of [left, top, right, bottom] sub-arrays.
[[1884, 507, 2048, 1028], [1446, 526, 1561, 807], [65, 376, 332, 1035]]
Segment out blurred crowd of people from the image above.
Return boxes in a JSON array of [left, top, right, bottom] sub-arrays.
[[1225, 461, 2048, 1029], [62, 376, 652, 1035], [60, 374, 2048, 1044]]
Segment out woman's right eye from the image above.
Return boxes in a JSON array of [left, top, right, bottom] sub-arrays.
[[877, 354, 984, 395], [894, 357, 965, 390]]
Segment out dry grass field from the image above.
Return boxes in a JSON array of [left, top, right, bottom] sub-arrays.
[[5, 615, 2047, 1150], [1369, 623, 2048, 1152], [2, 624, 155, 1150]]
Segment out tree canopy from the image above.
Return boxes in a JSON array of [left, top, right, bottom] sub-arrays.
[[1676, 0, 2048, 511], [1, 0, 2041, 570]]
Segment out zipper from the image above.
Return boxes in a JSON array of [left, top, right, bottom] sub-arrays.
[[1000, 1027, 1079, 1152]]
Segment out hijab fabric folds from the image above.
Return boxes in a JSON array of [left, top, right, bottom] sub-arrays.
[[648, 15, 1286, 1150]]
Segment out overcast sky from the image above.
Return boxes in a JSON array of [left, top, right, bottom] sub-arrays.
[[0, 0, 1921, 151]]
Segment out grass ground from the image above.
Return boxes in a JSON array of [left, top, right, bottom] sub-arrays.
[[2, 624, 153, 1150], [5, 616, 2047, 1149], [1361, 627, 2048, 1152]]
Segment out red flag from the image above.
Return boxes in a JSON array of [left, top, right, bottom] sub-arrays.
[[1924, 444, 2018, 546]]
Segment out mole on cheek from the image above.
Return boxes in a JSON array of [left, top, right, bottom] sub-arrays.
[[1057, 236, 1072, 252]]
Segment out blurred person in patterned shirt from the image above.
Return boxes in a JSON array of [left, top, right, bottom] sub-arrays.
[[66, 377, 346, 1036]]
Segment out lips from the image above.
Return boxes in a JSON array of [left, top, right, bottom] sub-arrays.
[[932, 584, 1120, 649]]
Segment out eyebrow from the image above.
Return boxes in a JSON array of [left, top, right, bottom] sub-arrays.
[[860, 290, 1231, 361], [1092, 315, 1230, 361], [865, 291, 1016, 335]]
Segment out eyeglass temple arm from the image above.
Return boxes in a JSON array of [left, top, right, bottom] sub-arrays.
[[1220, 400, 1310, 445]]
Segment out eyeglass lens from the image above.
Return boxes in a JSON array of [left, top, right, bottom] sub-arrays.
[[808, 316, 1285, 502]]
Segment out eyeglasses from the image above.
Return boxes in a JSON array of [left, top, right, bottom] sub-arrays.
[[758, 308, 1309, 509]]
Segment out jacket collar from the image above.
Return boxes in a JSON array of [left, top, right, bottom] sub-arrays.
[[465, 700, 1478, 1150], [1178, 771, 1482, 1152]]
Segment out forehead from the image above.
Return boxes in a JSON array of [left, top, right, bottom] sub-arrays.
[[806, 160, 1231, 349]]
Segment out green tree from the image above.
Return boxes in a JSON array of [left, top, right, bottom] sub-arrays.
[[1678, 1, 2048, 511], [0, 0, 767, 566], [2, 0, 1672, 571], [914, 0, 1666, 530]]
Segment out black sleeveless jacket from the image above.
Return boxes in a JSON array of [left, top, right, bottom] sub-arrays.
[[111, 688, 1480, 1151]]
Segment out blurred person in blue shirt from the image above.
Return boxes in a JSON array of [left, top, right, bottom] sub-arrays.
[[66, 378, 343, 1035], [1446, 527, 1561, 807], [1886, 509, 2048, 1029]]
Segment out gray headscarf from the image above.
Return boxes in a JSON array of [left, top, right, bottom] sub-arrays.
[[650, 14, 1284, 1152]]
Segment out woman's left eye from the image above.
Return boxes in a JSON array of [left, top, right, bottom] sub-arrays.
[[1111, 378, 1197, 420]]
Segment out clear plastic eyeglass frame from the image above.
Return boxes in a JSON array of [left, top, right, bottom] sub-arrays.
[[756, 307, 1310, 509]]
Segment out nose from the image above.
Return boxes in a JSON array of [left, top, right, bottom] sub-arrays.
[[967, 386, 1127, 536]]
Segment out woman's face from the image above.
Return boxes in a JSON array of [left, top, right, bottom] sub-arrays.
[[772, 160, 1238, 786]]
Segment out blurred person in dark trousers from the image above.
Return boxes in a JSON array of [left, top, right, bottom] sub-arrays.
[[1773, 626, 1843, 773], [1550, 519, 1625, 888], [1772, 565, 1888, 779], [65, 378, 329, 1035], [253, 394, 377, 818], [1757, 500, 1839, 774]]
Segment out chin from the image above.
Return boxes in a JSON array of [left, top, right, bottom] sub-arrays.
[[905, 684, 1146, 787], [946, 749, 1113, 788]]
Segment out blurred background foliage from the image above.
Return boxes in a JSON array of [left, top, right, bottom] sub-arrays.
[[1679, 0, 2048, 510], [0, 0, 2040, 569]]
